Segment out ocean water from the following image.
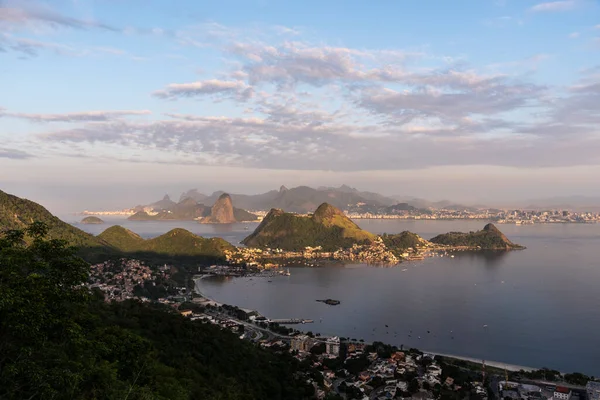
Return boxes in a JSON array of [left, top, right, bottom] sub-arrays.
[[75, 217, 600, 375]]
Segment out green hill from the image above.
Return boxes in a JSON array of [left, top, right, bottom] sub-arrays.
[[97, 225, 145, 252], [381, 231, 429, 252], [99, 226, 234, 261], [81, 216, 104, 224], [0, 189, 110, 258], [242, 203, 375, 251], [0, 226, 313, 399], [429, 223, 524, 249]]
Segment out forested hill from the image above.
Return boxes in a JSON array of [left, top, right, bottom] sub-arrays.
[[0, 189, 111, 256], [429, 223, 524, 249], [0, 224, 314, 399], [242, 202, 376, 251]]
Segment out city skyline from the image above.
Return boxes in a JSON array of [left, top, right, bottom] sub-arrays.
[[1, 0, 600, 212]]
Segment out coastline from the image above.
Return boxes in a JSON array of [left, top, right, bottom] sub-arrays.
[[194, 274, 538, 374]]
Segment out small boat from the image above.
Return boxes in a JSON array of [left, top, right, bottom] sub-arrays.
[[450, 255, 455, 258], [244, 226, 249, 230], [284, 268, 291, 276], [402, 268, 408, 272]]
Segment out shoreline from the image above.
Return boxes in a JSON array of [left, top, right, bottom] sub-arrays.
[[194, 274, 538, 374]]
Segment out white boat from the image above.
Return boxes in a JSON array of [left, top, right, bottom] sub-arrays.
[[284, 268, 291, 276]]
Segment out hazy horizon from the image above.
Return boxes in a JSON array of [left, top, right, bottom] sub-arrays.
[[1, 0, 600, 214]]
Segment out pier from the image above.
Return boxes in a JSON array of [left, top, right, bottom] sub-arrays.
[[269, 318, 314, 324]]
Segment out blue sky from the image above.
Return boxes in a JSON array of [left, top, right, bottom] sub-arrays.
[[1, 0, 600, 212]]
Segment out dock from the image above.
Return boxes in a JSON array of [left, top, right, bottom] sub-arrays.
[[269, 318, 314, 324]]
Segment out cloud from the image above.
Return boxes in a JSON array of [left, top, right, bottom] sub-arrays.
[[0, 147, 31, 159], [569, 32, 580, 38], [153, 79, 253, 100], [0, 109, 151, 122], [272, 25, 301, 36], [229, 41, 421, 86], [529, 1, 577, 12], [0, 6, 117, 32]]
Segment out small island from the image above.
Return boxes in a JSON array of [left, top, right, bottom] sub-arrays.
[[429, 223, 525, 250], [81, 216, 104, 224], [317, 299, 341, 306]]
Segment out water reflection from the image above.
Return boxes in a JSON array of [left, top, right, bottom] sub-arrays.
[[452, 250, 509, 268]]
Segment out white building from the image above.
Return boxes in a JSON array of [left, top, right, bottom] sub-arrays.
[[325, 336, 340, 357], [553, 387, 571, 400]]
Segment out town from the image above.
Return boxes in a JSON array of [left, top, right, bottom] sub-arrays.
[[85, 258, 600, 400]]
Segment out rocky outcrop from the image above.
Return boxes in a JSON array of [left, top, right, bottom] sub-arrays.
[[200, 193, 236, 224]]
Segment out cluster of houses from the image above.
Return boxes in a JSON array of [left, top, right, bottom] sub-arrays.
[[88, 258, 173, 301]]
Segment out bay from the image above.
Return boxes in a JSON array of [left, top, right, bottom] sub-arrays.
[[76, 217, 600, 375]]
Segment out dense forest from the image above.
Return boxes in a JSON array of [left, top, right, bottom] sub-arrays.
[[0, 223, 314, 399]]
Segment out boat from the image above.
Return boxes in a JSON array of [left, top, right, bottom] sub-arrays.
[[244, 226, 249, 230], [316, 299, 340, 306], [284, 268, 291, 276]]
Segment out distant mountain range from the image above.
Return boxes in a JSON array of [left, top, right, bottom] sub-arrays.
[[130, 193, 258, 223], [137, 185, 450, 214]]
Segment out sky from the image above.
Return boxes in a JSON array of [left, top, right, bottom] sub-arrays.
[[1, 0, 600, 213]]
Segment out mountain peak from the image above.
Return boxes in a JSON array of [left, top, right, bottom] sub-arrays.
[[313, 202, 345, 223], [218, 192, 232, 201], [279, 185, 288, 192], [163, 194, 171, 200]]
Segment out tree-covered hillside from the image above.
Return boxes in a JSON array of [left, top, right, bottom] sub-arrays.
[[429, 223, 524, 249], [0, 224, 314, 399], [242, 203, 375, 251]]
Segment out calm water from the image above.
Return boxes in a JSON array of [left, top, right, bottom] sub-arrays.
[[75, 218, 600, 375]]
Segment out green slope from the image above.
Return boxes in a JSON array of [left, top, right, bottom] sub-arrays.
[[242, 203, 375, 251], [381, 231, 429, 252], [429, 223, 524, 249], [97, 225, 145, 252], [99, 226, 234, 261], [0, 189, 111, 258]]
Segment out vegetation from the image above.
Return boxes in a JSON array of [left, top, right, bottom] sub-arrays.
[[99, 226, 234, 263], [0, 189, 112, 260], [242, 203, 375, 251], [381, 231, 428, 253], [429, 223, 524, 249], [0, 223, 314, 399], [81, 216, 104, 224]]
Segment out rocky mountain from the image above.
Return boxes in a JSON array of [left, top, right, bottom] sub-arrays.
[[149, 194, 176, 211], [200, 193, 236, 224], [199, 193, 258, 224], [429, 223, 524, 250], [168, 185, 397, 214], [179, 189, 208, 203], [241, 202, 376, 251], [81, 216, 104, 224]]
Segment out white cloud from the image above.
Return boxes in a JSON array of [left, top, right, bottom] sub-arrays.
[[569, 32, 580, 38], [0, 109, 151, 122], [530, 1, 577, 12], [153, 79, 253, 100]]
